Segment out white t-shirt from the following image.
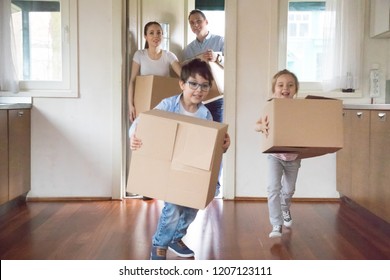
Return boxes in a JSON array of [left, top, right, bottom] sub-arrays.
[[133, 49, 178, 76], [179, 101, 198, 117]]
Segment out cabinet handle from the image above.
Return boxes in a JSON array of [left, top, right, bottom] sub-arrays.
[[356, 112, 363, 118], [18, 111, 24, 117], [378, 112, 386, 121]]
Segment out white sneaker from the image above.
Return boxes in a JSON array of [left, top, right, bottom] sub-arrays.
[[282, 210, 293, 228], [269, 225, 282, 238]]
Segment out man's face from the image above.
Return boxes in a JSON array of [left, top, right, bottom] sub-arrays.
[[188, 13, 208, 36]]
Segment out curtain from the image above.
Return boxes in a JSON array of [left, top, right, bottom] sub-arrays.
[[321, 0, 364, 92], [0, 0, 19, 93]]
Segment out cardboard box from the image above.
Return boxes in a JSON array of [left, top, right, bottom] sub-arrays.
[[134, 75, 181, 117], [205, 61, 224, 103], [127, 109, 228, 209], [261, 97, 343, 157], [134, 74, 222, 117]]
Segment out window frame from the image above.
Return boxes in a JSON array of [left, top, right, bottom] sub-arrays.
[[1, 0, 78, 98], [278, 0, 323, 92], [278, 0, 362, 97]]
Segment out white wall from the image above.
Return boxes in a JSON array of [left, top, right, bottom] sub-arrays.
[[29, 0, 122, 198]]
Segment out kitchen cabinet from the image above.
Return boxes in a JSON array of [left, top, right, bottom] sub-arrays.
[[337, 108, 390, 223], [368, 110, 390, 221], [370, 0, 390, 38], [0, 110, 8, 204], [0, 108, 31, 206]]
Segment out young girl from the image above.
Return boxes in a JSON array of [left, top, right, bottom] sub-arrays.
[[255, 69, 301, 238], [128, 21, 181, 122], [129, 59, 230, 260]]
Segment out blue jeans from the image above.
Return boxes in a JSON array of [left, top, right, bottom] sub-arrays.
[[152, 202, 198, 248], [205, 98, 224, 194], [205, 98, 224, 123], [267, 155, 301, 226]]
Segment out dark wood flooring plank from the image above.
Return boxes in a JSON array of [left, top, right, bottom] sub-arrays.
[[0, 199, 389, 260]]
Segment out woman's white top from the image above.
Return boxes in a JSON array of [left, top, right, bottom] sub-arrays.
[[133, 49, 178, 76]]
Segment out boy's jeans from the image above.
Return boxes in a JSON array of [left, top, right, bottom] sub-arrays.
[[152, 202, 198, 248], [267, 155, 301, 226]]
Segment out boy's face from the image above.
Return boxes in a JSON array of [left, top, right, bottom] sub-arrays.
[[180, 73, 210, 104], [273, 74, 297, 98]]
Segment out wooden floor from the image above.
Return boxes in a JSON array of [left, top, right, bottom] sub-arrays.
[[0, 198, 389, 260]]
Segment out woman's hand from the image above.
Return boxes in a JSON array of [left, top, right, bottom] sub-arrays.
[[130, 134, 142, 151], [255, 115, 269, 136], [129, 104, 136, 122]]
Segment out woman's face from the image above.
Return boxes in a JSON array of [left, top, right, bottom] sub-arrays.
[[273, 74, 297, 98], [180, 73, 210, 105], [144, 24, 162, 48]]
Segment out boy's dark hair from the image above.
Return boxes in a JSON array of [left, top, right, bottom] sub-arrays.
[[188, 9, 207, 20], [180, 58, 214, 85]]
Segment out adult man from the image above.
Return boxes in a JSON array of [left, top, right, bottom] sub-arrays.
[[183, 9, 225, 197], [183, 9, 224, 123]]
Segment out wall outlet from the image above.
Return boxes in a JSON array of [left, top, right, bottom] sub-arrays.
[[369, 69, 380, 98]]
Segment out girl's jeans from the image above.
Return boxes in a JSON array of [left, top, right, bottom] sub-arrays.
[[267, 155, 301, 226], [152, 202, 198, 248]]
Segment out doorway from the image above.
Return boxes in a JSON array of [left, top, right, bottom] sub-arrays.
[[123, 1, 226, 199]]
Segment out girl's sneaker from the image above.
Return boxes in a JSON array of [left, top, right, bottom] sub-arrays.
[[282, 210, 293, 227], [269, 225, 282, 238]]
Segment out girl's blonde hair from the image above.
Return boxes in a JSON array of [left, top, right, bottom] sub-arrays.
[[271, 69, 299, 94]]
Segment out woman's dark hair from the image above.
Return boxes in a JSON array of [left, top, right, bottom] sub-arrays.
[[143, 21, 162, 49], [180, 58, 214, 85]]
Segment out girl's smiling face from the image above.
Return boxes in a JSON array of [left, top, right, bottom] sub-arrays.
[[273, 74, 297, 99]]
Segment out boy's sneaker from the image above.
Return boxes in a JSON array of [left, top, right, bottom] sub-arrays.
[[282, 210, 293, 228], [168, 240, 194, 257], [269, 225, 282, 238], [150, 246, 167, 260]]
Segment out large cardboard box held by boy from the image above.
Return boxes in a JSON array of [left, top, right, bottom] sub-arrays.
[[261, 97, 343, 158], [134, 74, 222, 117], [127, 109, 228, 209]]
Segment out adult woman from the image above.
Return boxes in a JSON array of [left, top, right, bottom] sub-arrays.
[[128, 21, 181, 122]]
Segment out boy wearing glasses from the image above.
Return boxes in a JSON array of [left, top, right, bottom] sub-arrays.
[[129, 58, 230, 260]]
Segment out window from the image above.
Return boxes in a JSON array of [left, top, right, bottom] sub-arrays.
[[10, 0, 78, 97], [286, 2, 325, 83], [279, 0, 364, 94]]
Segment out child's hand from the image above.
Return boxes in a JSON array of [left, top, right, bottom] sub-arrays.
[[255, 115, 269, 136], [222, 132, 231, 153], [130, 134, 142, 151]]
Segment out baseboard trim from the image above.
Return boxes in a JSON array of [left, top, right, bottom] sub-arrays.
[[26, 196, 340, 203], [232, 197, 340, 202], [26, 197, 113, 202]]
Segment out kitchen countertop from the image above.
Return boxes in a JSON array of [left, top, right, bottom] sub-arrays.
[[0, 103, 32, 110], [343, 104, 390, 110]]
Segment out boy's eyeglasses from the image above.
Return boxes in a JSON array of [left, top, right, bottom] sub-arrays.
[[186, 81, 211, 92]]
